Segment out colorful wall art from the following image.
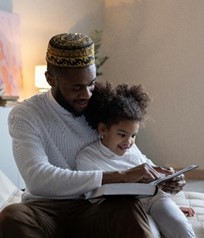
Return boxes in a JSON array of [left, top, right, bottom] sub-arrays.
[[0, 10, 22, 97]]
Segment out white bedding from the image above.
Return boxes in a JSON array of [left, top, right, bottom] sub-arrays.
[[0, 169, 23, 211]]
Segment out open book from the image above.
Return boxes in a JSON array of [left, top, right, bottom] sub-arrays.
[[85, 164, 199, 199], [151, 164, 199, 185]]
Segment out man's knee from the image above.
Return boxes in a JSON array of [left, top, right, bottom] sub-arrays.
[[111, 197, 147, 220], [0, 203, 47, 238], [0, 204, 22, 229]]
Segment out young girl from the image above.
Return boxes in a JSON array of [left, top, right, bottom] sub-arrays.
[[76, 82, 195, 238]]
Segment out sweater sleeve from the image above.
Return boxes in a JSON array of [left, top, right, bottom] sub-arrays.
[[8, 106, 102, 199]]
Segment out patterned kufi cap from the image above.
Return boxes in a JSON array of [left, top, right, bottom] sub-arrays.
[[46, 33, 95, 67]]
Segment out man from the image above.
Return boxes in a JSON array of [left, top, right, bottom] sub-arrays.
[[0, 33, 185, 238]]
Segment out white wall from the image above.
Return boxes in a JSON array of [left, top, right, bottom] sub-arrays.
[[12, 0, 104, 98], [103, 0, 204, 169], [0, 107, 25, 188]]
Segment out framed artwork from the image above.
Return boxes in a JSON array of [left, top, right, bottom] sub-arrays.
[[0, 10, 22, 97]]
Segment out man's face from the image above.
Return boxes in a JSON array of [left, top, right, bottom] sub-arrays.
[[99, 120, 140, 156], [47, 64, 96, 116]]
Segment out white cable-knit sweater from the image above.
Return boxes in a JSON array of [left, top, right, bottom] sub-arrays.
[[8, 90, 102, 201]]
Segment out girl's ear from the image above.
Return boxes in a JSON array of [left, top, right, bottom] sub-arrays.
[[98, 122, 106, 137], [45, 71, 55, 87]]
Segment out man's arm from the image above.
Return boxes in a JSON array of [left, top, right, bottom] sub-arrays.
[[9, 106, 103, 198]]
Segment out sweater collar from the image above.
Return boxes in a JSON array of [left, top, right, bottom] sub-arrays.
[[97, 140, 118, 158]]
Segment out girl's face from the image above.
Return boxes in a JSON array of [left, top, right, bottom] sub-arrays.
[[98, 120, 140, 156]]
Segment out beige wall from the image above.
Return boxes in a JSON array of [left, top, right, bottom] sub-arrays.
[[103, 0, 204, 169], [13, 0, 104, 99], [12, 0, 204, 170]]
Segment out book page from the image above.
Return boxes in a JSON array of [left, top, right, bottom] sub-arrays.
[[152, 164, 199, 185]]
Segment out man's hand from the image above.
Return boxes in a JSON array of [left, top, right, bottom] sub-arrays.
[[122, 163, 162, 183], [153, 166, 175, 176], [160, 174, 186, 194]]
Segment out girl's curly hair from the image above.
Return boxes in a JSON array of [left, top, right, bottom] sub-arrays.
[[84, 82, 150, 129]]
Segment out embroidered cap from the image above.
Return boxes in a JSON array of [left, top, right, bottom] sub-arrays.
[[46, 33, 95, 67]]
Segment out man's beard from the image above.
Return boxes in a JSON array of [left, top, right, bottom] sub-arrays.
[[53, 88, 85, 117]]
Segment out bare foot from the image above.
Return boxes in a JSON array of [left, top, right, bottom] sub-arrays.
[[180, 207, 195, 217]]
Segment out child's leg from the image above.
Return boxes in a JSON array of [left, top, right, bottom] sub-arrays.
[[148, 192, 196, 238]]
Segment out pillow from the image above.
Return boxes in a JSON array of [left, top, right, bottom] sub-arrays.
[[0, 169, 22, 211]]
